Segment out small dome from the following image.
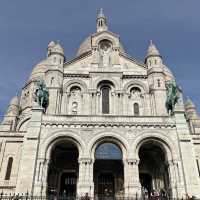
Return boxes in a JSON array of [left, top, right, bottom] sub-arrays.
[[48, 41, 64, 55], [48, 41, 56, 48], [185, 98, 196, 109], [10, 96, 19, 106], [146, 40, 160, 58]]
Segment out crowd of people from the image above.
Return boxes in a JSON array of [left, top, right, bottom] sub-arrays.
[[141, 187, 168, 200]]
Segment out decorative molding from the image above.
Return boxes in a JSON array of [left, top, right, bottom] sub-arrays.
[[64, 74, 90, 78]]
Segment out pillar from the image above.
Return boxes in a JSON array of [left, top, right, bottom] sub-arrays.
[[15, 105, 43, 195], [124, 159, 141, 198], [77, 158, 94, 197]]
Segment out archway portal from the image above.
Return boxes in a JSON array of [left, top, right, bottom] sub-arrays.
[[139, 142, 170, 197], [47, 140, 79, 197], [94, 142, 124, 198]]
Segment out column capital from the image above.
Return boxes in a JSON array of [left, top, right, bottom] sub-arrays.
[[125, 158, 140, 165], [78, 157, 94, 164]]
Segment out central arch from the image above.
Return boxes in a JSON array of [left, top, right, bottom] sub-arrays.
[[90, 136, 127, 199]]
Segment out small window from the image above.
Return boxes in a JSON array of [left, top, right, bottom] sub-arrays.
[[197, 159, 200, 177], [102, 87, 110, 114], [157, 79, 161, 87], [134, 103, 139, 116], [5, 157, 13, 180], [51, 77, 54, 85], [155, 59, 157, 64], [53, 57, 56, 63]]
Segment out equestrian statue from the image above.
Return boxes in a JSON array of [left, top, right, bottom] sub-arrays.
[[165, 80, 179, 115], [34, 79, 49, 111]]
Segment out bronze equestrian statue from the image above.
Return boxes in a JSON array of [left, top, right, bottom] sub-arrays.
[[165, 80, 179, 115], [34, 79, 49, 111]]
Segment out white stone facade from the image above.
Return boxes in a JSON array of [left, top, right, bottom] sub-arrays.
[[0, 9, 200, 198]]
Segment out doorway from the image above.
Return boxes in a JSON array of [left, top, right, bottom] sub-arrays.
[[60, 172, 77, 197], [94, 142, 124, 198]]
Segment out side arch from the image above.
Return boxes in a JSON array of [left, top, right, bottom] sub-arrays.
[[16, 116, 31, 132], [123, 80, 149, 93], [132, 130, 178, 161], [39, 130, 85, 159], [63, 79, 88, 93]]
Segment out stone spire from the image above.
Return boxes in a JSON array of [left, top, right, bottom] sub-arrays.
[[145, 40, 163, 66], [146, 40, 161, 58], [185, 98, 198, 119], [96, 8, 108, 32]]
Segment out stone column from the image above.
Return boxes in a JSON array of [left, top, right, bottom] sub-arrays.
[[77, 158, 94, 197], [175, 104, 200, 198], [96, 92, 100, 114], [15, 105, 43, 195], [168, 160, 178, 198], [33, 158, 50, 196], [124, 159, 141, 198]]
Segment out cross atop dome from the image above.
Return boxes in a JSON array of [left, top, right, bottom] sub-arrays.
[[96, 8, 108, 32]]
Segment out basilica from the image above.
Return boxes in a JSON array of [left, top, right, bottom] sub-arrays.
[[0, 9, 200, 199]]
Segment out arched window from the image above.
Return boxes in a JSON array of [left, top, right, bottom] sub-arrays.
[[102, 86, 110, 114], [134, 103, 139, 116], [95, 143, 122, 160], [5, 157, 13, 180]]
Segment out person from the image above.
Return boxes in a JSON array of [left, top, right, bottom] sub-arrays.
[[154, 190, 159, 200], [84, 193, 90, 200]]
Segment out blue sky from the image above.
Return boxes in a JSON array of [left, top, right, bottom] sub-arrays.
[[0, 0, 200, 119]]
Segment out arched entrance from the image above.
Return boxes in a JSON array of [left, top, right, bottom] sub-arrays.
[[47, 140, 79, 197], [138, 141, 170, 198], [94, 142, 124, 199]]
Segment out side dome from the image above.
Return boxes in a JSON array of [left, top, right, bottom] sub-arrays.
[[10, 96, 19, 106], [28, 59, 49, 81], [163, 65, 174, 81]]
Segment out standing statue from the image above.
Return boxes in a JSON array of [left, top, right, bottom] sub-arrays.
[[165, 80, 179, 115], [99, 40, 112, 67], [34, 79, 49, 111]]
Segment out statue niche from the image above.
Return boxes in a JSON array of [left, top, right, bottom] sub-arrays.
[[99, 39, 112, 67], [130, 87, 142, 99], [69, 86, 81, 114]]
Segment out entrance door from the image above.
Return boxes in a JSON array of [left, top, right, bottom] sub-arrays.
[[97, 173, 114, 198], [139, 173, 152, 195], [60, 172, 77, 197]]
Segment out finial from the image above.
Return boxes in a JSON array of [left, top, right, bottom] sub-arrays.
[[97, 8, 105, 18], [150, 40, 153, 46]]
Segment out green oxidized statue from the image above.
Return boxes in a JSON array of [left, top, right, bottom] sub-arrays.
[[34, 79, 49, 111], [165, 80, 179, 115]]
